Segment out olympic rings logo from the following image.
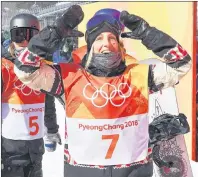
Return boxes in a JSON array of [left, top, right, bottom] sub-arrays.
[[14, 79, 41, 96], [83, 83, 132, 108]]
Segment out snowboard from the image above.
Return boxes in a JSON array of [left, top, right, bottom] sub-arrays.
[[139, 58, 193, 177], [149, 87, 193, 177]]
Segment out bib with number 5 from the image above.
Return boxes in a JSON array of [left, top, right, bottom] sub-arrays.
[[2, 103, 45, 140], [2, 58, 45, 140]]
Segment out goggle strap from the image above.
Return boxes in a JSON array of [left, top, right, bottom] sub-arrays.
[[86, 21, 121, 40]]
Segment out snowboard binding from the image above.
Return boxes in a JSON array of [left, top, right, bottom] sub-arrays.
[[149, 113, 190, 168]]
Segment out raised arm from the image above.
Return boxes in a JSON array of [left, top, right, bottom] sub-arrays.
[[14, 5, 84, 96], [120, 11, 191, 92]]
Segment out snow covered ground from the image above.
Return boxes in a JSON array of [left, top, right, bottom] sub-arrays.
[[42, 99, 65, 177], [42, 99, 198, 177], [191, 161, 198, 177]]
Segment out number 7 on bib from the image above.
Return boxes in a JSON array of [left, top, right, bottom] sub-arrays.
[[102, 134, 119, 159]]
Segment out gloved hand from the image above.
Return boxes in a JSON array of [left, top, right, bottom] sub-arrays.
[[44, 132, 62, 152], [120, 11, 150, 40], [149, 113, 189, 168], [149, 113, 190, 145], [55, 5, 84, 38]]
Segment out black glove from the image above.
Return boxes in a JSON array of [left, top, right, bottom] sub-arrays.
[[149, 113, 189, 168], [27, 5, 84, 60], [120, 11, 150, 40], [149, 113, 190, 145], [55, 5, 84, 38]]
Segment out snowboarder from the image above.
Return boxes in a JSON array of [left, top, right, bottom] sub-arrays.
[[1, 13, 61, 177], [13, 5, 191, 177]]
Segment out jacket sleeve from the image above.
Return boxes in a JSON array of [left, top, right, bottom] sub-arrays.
[[14, 26, 64, 97], [44, 94, 59, 134], [142, 27, 192, 92]]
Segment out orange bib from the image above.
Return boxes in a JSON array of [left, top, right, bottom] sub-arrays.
[[60, 62, 150, 165], [2, 58, 45, 140]]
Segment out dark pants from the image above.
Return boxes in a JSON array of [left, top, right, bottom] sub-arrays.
[[1, 137, 44, 177], [64, 161, 153, 177]]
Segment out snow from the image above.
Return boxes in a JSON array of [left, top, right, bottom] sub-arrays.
[[42, 99, 65, 177], [42, 99, 198, 177], [190, 161, 198, 177]]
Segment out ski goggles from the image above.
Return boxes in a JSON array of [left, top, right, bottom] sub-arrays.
[[94, 8, 125, 31], [10, 27, 39, 43], [86, 14, 121, 37]]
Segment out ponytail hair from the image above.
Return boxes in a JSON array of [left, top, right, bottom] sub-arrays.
[[8, 42, 16, 58]]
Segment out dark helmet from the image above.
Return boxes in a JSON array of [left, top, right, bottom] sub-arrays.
[[10, 13, 40, 43]]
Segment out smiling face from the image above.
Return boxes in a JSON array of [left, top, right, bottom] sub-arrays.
[[92, 32, 120, 54]]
